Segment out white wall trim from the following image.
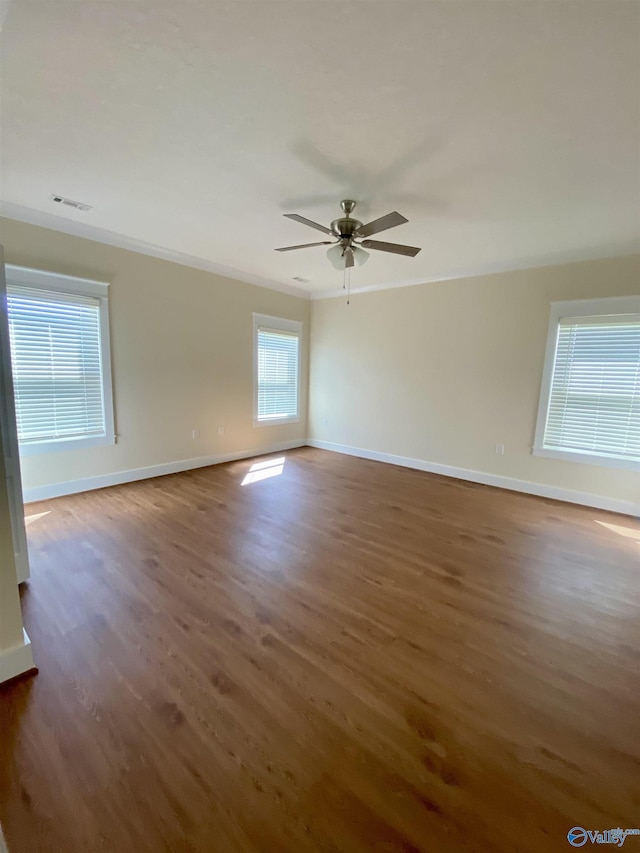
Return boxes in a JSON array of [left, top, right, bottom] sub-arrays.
[[4, 204, 638, 305], [5, 263, 109, 296], [23, 440, 306, 503], [6, 263, 117, 457], [1, 202, 309, 300], [306, 439, 639, 517], [532, 295, 640, 472], [310, 247, 640, 300], [22, 436, 637, 515], [253, 313, 303, 426], [0, 629, 35, 685]]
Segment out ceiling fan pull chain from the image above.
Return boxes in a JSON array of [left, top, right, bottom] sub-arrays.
[[346, 266, 351, 305]]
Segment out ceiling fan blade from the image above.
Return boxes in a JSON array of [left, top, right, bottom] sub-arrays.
[[354, 211, 408, 238], [275, 241, 333, 252], [360, 239, 421, 257], [344, 247, 355, 268], [283, 213, 334, 236]]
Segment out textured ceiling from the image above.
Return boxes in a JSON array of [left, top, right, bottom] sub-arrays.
[[1, 0, 639, 297]]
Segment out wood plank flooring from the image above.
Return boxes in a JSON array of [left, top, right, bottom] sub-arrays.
[[1, 447, 638, 853]]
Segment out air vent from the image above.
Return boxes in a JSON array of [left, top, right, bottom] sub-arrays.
[[292, 276, 309, 283], [50, 194, 92, 212]]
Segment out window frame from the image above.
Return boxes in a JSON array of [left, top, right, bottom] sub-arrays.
[[533, 295, 640, 471], [5, 264, 115, 456], [253, 313, 302, 427]]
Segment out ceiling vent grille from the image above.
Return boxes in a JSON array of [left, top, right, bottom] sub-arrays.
[[50, 194, 92, 212]]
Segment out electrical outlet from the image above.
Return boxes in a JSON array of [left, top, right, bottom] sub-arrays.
[[495, 443, 505, 455], [192, 428, 200, 440], [218, 426, 225, 436]]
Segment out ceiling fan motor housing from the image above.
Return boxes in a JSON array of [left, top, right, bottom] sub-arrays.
[[331, 217, 363, 241], [332, 198, 362, 242]]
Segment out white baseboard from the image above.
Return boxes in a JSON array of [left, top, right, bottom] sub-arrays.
[[0, 629, 35, 685], [23, 440, 306, 503], [23, 436, 638, 516], [307, 439, 639, 517]]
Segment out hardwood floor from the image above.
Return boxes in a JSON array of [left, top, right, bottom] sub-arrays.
[[0, 447, 638, 853]]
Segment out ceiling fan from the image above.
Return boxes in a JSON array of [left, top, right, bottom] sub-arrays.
[[275, 199, 421, 269]]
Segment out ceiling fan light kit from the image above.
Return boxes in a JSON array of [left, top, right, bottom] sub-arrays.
[[326, 242, 370, 270], [275, 199, 422, 302]]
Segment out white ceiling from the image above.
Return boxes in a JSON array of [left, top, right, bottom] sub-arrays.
[[1, 0, 639, 298]]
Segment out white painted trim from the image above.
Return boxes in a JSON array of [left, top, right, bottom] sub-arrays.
[[23, 440, 306, 503], [310, 248, 640, 300], [18, 433, 117, 457], [5, 263, 109, 297], [549, 296, 640, 317], [5, 264, 116, 457], [253, 313, 303, 426], [532, 445, 640, 472], [4, 203, 638, 304], [0, 251, 31, 583], [1, 202, 309, 300], [21, 435, 638, 514], [0, 629, 35, 685], [533, 295, 640, 472], [253, 313, 303, 334], [253, 416, 300, 428], [306, 439, 639, 517]]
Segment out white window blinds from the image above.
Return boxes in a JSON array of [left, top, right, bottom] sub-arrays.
[[7, 285, 107, 445], [542, 315, 640, 461], [256, 326, 300, 421]]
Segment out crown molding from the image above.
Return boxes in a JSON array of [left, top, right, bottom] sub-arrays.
[[310, 243, 640, 300], [3, 201, 637, 304], [0, 201, 311, 300]]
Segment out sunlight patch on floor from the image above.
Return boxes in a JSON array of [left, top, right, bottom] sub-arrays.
[[24, 511, 51, 526], [595, 519, 640, 544], [241, 457, 285, 486]]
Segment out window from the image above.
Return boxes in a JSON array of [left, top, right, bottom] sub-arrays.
[[534, 296, 640, 470], [253, 313, 302, 424], [6, 265, 115, 455]]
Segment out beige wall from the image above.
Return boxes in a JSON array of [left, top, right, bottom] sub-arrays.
[[2, 216, 637, 512], [309, 255, 640, 510], [0, 218, 310, 495]]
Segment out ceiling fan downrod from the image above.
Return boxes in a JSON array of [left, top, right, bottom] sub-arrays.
[[331, 199, 363, 247]]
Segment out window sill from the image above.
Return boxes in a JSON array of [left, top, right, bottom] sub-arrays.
[[532, 445, 639, 472], [19, 434, 116, 456], [253, 417, 300, 428]]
